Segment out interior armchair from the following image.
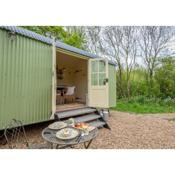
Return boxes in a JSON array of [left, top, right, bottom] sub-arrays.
[[64, 86, 76, 103]]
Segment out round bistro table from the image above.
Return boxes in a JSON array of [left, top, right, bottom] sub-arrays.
[[42, 127, 98, 149]]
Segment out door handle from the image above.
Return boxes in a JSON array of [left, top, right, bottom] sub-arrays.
[[103, 78, 108, 85]]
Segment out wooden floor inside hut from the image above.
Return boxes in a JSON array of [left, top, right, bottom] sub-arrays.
[[56, 102, 86, 112]]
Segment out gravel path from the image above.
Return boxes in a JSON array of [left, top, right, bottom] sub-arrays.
[[1, 111, 175, 149]]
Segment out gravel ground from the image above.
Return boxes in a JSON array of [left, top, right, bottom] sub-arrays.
[[1, 111, 175, 149]]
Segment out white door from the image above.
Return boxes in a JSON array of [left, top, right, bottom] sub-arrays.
[[88, 58, 109, 108]]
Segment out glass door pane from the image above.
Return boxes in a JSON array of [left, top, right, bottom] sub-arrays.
[[99, 73, 106, 85], [91, 73, 98, 86], [91, 60, 98, 73], [99, 60, 106, 72], [91, 59, 106, 86]]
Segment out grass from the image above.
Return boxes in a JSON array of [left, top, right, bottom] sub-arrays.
[[112, 98, 175, 114]]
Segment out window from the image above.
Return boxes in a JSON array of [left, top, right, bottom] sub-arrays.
[[91, 60, 106, 86]]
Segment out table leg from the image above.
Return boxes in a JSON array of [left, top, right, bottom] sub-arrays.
[[84, 139, 93, 149], [56, 144, 60, 149], [50, 143, 54, 149], [56, 144, 73, 149]]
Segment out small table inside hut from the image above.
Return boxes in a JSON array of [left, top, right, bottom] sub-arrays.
[[42, 126, 98, 149]]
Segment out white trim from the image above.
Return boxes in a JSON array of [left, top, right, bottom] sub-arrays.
[[87, 59, 90, 106], [106, 59, 109, 108], [51, 42, 57, 119], [56, 48, 90, 60], [56, 49, 89, 108]]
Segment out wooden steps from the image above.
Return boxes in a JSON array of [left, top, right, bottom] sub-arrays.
[[54, 107, 110, 129], [74, 114, 101, 123], [89, 120, 106, 128], [55, 107, 96, 119], [56, 103, 86, 112]]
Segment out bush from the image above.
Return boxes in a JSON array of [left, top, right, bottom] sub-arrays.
[[155, 57, 175, 99], [116, 57, 175, 100]]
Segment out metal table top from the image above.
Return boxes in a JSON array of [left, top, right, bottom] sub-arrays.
[[42, 127, 98, 146]]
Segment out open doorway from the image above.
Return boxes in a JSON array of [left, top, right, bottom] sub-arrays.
[[56, 51, 88, 112]]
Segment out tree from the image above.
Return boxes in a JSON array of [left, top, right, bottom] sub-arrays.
[[23, 26, 86, 49], [117, 27, 138, 98], [64, 26, 86, 49], [101, 27, 125, 98], [139, 26, 174, 96], [84, 26, 105, 55], [99, 27, 139, 98], [155, 57, 175, 98]]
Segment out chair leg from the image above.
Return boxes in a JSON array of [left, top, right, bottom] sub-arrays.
[[63, 97, 65, 104]]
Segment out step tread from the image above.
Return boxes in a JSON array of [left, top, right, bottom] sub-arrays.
[[55, 107, 97, 119], [89, 120, 106, 128], [74, 114, 101, 123], [56, 106, 87, 113]]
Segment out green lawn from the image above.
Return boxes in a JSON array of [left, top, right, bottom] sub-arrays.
[[112, 100, 175, 114]]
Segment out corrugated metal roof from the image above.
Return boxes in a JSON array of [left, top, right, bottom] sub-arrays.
[[0, 26, 53, 45], [0, 26, 116, 65], [55, 40, 98, 58], [0, 26, 97, 57]]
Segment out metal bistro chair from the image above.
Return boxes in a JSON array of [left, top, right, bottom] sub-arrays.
[[4, 119, 29, 149]]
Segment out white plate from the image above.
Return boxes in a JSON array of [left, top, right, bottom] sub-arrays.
[[48, 121, 67, 130], [56, 128, 80, 140]]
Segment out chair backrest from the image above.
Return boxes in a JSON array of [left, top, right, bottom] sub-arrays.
[[4, 119, 28, 148], [65, 86, 75, 95]]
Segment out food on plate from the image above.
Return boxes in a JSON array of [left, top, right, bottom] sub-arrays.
[[56, 128, 80, 140], [75, 122, 89, 129], [74, 122, 96, 133], [62, 128, 70, 136]]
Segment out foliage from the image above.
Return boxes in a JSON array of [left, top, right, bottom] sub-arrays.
[[155, 57, 175, 98], [22, 26, 86, 49], [114, 57, 175, 113], [115, 56, 175, 101], [116, 68, 148, 98]]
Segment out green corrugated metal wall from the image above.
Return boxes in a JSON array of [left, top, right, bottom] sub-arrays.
[[0, 29, 53, 130], [109, 64, 116, 107]]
